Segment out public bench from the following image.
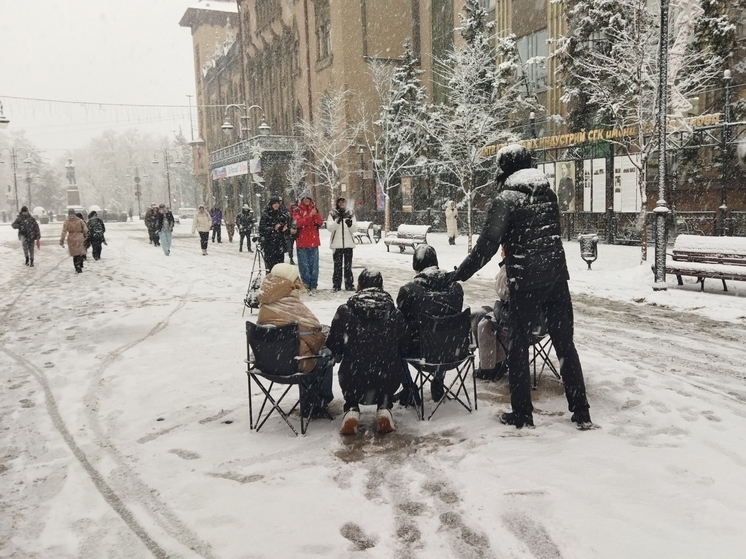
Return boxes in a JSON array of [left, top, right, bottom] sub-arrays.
[[354, 221, 374, 243], [665, 234, 746, 292], [383, 224, 430, 253]]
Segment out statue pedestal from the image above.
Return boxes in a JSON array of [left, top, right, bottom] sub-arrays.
[[67, 184, 81, 207]]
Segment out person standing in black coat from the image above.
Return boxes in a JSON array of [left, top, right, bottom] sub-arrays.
[[396, 245, 463, 403], [450, 144, 592, 430], [327, 268, 409, 436], [258, 196, 289, 272], [12, 206, 41, 267], [236, 204, 255, 253], [86, 211, 107, 260]]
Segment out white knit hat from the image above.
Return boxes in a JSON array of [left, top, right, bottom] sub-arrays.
[[270, 263, 300, 282]]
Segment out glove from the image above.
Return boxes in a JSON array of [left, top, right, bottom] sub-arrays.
[[337, 216, 343, 224], [345, 218, 353, 228]]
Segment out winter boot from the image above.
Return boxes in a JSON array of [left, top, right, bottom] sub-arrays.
[[339, 409, 360, 436], [202, 249, 207, 256], [571, 408, 594, 430], [29, 260, 34, 267], [499, 411, 534, 429], [25, 256, 29, 266], [430, 377, 445, 402], [376, 408, 395, 434]]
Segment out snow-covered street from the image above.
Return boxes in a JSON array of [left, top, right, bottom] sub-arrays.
[[2, 220, 746, 559]]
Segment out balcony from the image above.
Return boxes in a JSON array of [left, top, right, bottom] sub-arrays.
[[209, 135, 303, 169]]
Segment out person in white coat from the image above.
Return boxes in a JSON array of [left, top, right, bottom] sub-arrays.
[[191, 204, 213, 255], [327, 197, 357, 291], [445, 200, 458, 245]]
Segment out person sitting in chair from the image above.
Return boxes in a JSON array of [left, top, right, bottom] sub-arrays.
[[396, 245, 463, 404], [256, 263, 333, 413], [327, 268, 409, 435]]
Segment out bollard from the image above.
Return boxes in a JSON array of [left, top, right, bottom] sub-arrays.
[[578, 233, 598, 270]]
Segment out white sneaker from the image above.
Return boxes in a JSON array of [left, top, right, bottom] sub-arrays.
[[376, 408, 395, 434], [339, 410, 360, 436]]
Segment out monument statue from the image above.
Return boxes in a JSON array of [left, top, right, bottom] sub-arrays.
[[65, 158, 76, 186]]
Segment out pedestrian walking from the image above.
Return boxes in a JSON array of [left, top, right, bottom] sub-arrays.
[[449, 144, 593, 430], [258, 196, 289, 272], [445, 200, 458, 245], [155, 204, 175, 256], [210, 205, 223, 243], [291, 191, 323, 291], [86, 211, 107, 260], [224, 205, 237, 243], [192, 204, 212, 255], [12, 206, 41, 267], [327, 197, 357, 291], [60, 209, 89, 273], [145, 205, 159, 246], [236, 204, 255, 252]]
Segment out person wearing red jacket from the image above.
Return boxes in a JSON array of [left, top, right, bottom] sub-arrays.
[[292, 191, 323, 291]]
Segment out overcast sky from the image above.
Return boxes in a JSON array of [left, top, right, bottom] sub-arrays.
[[0, 0, 198, 156]]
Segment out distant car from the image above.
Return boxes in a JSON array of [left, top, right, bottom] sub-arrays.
[[178, 207, 197, 220]]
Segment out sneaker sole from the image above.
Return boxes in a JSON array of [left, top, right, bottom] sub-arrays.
[[339, 416, 359, 436], [376, 414, 395, 434]]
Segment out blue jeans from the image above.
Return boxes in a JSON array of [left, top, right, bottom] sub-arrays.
[[296, 247, 319, 289], [159, 230, 172, 254]]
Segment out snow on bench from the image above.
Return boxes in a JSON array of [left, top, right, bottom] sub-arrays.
[[354, 221, 374, 244], [665, 234, 746, 292], [383, 224, 430, 253]]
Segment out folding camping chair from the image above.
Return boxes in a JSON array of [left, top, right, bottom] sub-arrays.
[[245, 321, 334, 436], [406, 308, 477, 420], [529, 317, 561, 389]]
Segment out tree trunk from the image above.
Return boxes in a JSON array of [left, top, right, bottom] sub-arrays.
[[384, 184, 391, 234], [639, 171, 648, 262], [467, 193, 473, 253]]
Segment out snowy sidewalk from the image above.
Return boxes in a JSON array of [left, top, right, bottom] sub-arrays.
[[1, 221, 746, 558]]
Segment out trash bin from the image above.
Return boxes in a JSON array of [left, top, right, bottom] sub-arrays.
[[578, 233, 598, 270]]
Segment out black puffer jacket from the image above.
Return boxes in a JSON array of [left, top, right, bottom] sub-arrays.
[[236, 209, 255, 233], [12, 214, 41, 241], [454, 167, 569, 291], [327, 288, 408, 404], [258, 202, 289, 261], [87, 216, 107, 240], [397, 267, 464, 356]]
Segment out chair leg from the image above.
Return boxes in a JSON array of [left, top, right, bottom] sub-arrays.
[[247, 372, 254, 430], [252, 377, 299, 435], [722, 279, 728, 292]]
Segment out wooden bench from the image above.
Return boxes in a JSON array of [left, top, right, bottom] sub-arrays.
[[354, 221, 374, 243], [665, 234, 746, 291], [383, 224, 431, 253]]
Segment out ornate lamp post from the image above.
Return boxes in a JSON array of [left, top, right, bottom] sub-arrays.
[[0, 147, 33, 212], [221, 103, 269, 209], [652, 0, 671, 291], [125, 166, 149, 218], [720, 69, 732, 236], [0, 100, 10, 129], [152, 149, 182, 209]]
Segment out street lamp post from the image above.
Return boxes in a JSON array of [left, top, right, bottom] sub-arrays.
[[652, 0, 671, 291], [0, 147, 33, 213], [720, 69, 732, 236], [125, 166, 149, 218], [152, 149, 182, 209], [221, 103, 269, 210]]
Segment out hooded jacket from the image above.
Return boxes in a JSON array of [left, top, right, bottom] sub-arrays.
[[236, 208, 255, 232], [256, 273, 325, 373], [87, 215, 107, 240], [454, 150, 569, 291], [60, 215, 88, 256], [397, 267, 464, 356], [192, 208, 212, 233], [258, 199, 290, 260], [327, 288, 408, 402], [292, 193, 323, 249], [209, 207, 223, 226]]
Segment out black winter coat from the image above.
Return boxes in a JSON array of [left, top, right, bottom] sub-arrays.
[[455, 168, 569, 291], [12, 214, 41, 241], [154, 212, 174, 234], [258, 204, 289, 261], [87, 217, 107, 240], [236, 210, 255, 233], [327, 288, 408, 404], [397, 267, 464, 357]]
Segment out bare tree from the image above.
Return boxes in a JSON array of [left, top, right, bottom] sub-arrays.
[[285, 148, 307, 203]]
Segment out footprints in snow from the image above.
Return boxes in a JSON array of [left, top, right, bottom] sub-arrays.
[[340, 522, 377, 551]]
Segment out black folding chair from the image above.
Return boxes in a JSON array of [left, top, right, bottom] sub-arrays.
[[406, 308, 477, 420], [529, 317, 561, 389], [246, 321, 334, 436]]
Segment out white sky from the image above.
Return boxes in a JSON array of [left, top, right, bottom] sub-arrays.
[[0, 0, 198, 156]]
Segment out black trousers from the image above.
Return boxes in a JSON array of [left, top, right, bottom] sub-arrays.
[[73, 255, 84, 272], [507, 281, 589, 416], [264, 251, 284, 273], [91, 240, 103, 260], [198, 231, 209, 250], [239, 231, 252, 251], [21, 237, 35, 262], [332, 248, 354, 289], [211, 224, 222, 242]]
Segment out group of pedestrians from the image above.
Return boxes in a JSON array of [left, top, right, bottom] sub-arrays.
[[253, 143, 592, 435]]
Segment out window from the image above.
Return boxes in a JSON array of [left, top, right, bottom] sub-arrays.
[[479, 0, 495, 10], [256, 0, 280, 31], [516, 29, 548, 93], [315, 1, 332, 65]]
